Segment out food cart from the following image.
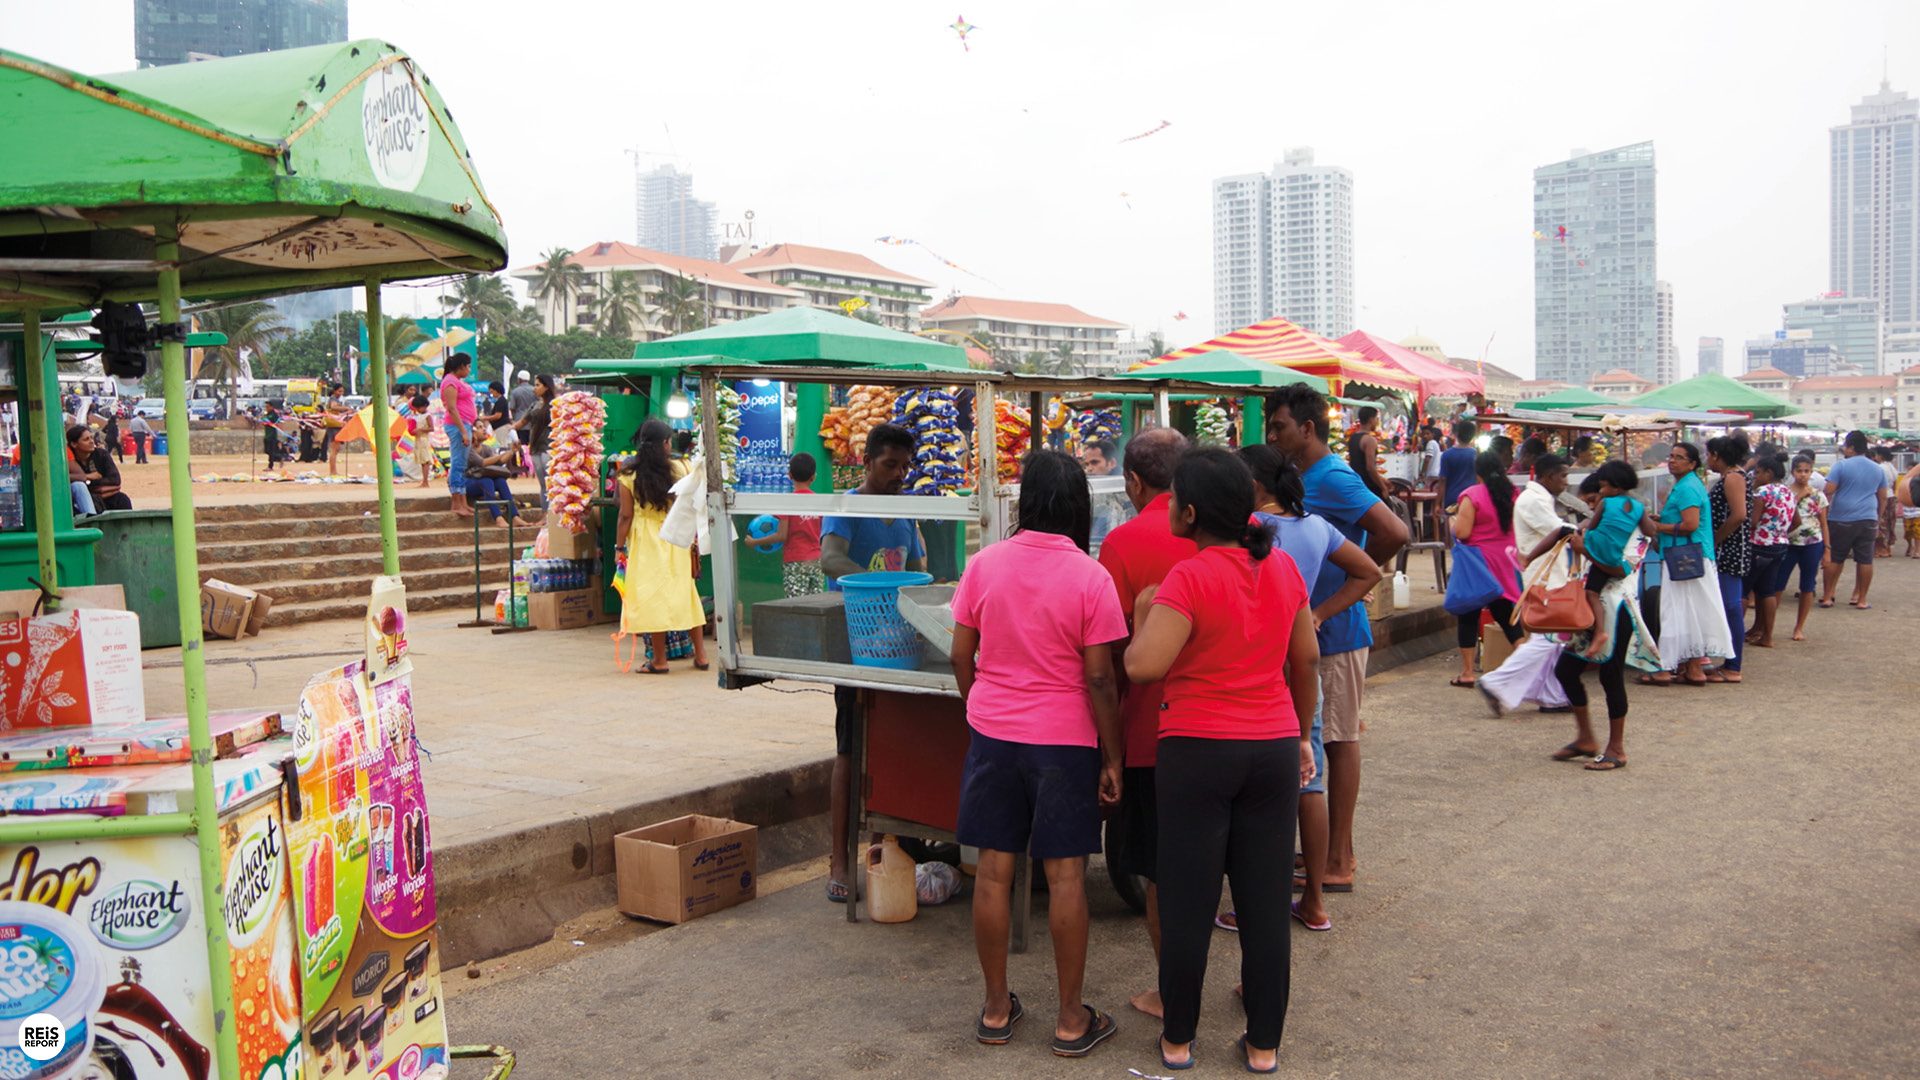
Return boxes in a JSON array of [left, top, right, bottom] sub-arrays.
[[693, 364, 1269, 949], [0, 42, 512, 1078]]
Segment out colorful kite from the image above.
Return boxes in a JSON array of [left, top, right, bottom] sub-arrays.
[[838, 297, 868, 314], [1120, 120, 1172, 143], [1173, 311, 1190, 321], [1119, 191, 1132, 210], [874, 236, 998, 284], [950, 14, 976, 51]]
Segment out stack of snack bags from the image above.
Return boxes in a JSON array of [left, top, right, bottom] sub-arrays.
[[891, 387, 966, 495], [819, 385, 898, 464], [1075, 408, 1121, 446], [545, 390, 606, 533], [1195, 400, 1232, 447], [985, 398, 1030, 482]]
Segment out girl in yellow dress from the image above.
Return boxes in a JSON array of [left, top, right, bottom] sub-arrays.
[[615, 419, 709, 673]]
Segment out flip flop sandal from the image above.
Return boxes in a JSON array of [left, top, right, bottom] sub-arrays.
[[1214, 911, 1239, 932], [1816, 599, 1835, 608], [1635, 674, 1673, 687], [1448, 677, 1476, 689], [1585, 754, 1627, 771], [1160, 1038, 1198, 1071], [975, 992, 1024, 1045], [1290, 899, 1332, 932], [1550, 743, 1597, 762], [1237, 1034, 1281, 1074], [1050, 1005, 1116, 1058], [825, 879, 850, 904]]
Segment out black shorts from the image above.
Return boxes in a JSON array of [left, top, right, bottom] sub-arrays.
[[1110, 765, 1158, 883], [1830, 519, 1876, 565], [954, 731, 1101, 860], [1584, 564, 1624, 593], [833, 685, 857, 756]]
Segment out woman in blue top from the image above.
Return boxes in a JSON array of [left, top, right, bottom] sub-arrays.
[[1644, 443, 1734, 687], [1236, 446, 1378, 934]]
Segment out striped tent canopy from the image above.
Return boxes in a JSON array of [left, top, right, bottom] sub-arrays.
[[1133, 316, 1419, 396]]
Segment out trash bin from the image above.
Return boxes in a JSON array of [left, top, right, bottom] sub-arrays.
[[89, 509, 181, 649]]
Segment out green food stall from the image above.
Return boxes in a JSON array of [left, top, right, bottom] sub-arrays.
[[0, 41, 511, 1077]]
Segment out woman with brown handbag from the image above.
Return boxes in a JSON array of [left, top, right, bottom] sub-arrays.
[[1480, 454, 1582, 715]]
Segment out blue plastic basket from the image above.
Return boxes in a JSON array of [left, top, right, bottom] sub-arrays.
[[840, 571, 934, 669]]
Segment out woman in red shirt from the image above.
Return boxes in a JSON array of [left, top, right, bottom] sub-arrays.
[[1125, 447, 1318, 1074]]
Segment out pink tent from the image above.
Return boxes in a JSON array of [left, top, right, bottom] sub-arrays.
[[1335, 330, 1484, 406]]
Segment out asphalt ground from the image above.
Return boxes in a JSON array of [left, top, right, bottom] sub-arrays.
[[444, 558, 1920, 1078]]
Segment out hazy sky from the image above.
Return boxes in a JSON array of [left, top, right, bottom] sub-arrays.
[[7, 0, 1918, 377]]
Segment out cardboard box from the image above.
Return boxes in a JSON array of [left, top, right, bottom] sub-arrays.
[[548, 525, 597, 562], [0, 583, 128, 619], [243, 590, 274, 637], [200, 578, 256, 639], [0, 608, 145, 730], [1480, 623, 1517, 672], [528, 588, 593, 631], [615, 814, 758, 924]]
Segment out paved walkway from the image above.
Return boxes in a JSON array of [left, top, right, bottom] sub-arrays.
[[441, 560, 1920, 1078]]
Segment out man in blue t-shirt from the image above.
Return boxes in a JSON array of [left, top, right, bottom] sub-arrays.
[[1820, 430, 1890, 609], [1439, 419, 1480, 510], [1266, 385, 1409, 894], [819, 422, 926, 906]]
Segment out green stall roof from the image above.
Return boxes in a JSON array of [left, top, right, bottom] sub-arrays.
[[621, 306, 973, 370], [1521, 387, 1621, 411], [1112, 349, 1329, 393], [0, 41, 507, 316], [1627, 371, 1800, 420]]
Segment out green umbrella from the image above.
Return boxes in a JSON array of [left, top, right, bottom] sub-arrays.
[[1521, 387, 1621, 411], [615, 305, 971, 370], [1114, 349, 1330, 392], [1627, 371, 1800, 420]]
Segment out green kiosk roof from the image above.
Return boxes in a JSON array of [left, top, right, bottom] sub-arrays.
[[1522, 387, 1620, 411], [0, 41, 507, 316], [584, 306, 974, 373], [1114, 349, 1329, 393], [1627, 371, 1800, 420]]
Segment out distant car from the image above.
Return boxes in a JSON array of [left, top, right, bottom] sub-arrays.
[[134, 397, 167, 419], [344, 396, 370, 412], [187, 399, 218, 421]]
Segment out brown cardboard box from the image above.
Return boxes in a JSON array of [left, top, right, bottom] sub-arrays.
[[0, 584, 127, 619], [200, 578, 256, 640], [243, 591, 275, 637], [615, 814, 758, 924], [528, 589, 593, 631], [586, 576, 615, 625], [1480, 623, 1518, 672], [547, 525, 597, 562]]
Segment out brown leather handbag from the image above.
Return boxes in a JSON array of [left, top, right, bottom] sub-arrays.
[[1518, 535, 1593, 633]]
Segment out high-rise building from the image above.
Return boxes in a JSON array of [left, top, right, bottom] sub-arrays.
[[1211, 148, 1354, 337], [1698, 336, 1723, 376], [1830, 80, 1920, 357], [1654, 280, 1677, 384], [1532, 143, 1657, 386], [135, 0, 347, 67], [1784, 294, 1884, 372], [635, 165, 718, 261], [1743, 338, 1846, 379]]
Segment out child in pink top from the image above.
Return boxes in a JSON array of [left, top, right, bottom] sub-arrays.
[[950, 450, 1125, 1058]]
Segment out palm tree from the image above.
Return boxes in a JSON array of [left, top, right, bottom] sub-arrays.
[[596, 270, 650, 340], [379, 316, 427, 382], [1019, 351, 1047, 374], [529, 248, 585, 330], [193, 302, 288, 413], [651, 274, 709, 336], [1051, 343, 1077, 376], [971, 328, 1002, 367], [439, 274, 516, 334], [1145, 331, 1168, 360]]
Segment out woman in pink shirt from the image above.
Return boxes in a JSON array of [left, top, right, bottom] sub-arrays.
[[951, 450, 1127, 1059], [440, 352, 478, 518]]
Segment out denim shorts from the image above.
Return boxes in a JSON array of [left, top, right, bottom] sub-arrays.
[[1301, 680, 1328, 796], [955, 730, 1101, 860]]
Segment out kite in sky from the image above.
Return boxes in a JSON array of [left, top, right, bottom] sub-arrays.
[[1173, 311, 1190, 321], [950, 15, 976, 51], [1120, 120, 1172, 143], [875, 236, 998, 285], [1119, 191, 1132, 210]]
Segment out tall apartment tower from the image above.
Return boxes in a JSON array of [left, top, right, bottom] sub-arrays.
[[1654, 280, 1677, 385], [1697, 336, 1723, 377], [1830, 80, 1920, 368], [635, 164, 718, 261], [1211, 148, 1354, 337], [135, 0, 347, 67], [1532, 143, 1657, 386]]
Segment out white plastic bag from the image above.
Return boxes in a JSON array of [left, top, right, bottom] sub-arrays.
[[914, 861, 961, 905]]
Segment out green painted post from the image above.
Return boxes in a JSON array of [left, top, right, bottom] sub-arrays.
[[794, 382, 833, 493], [365, 279, 400, 576], [1241, 396, 1265, 447], [19, 309, 58, 606], [156, 224, 243, 1080]]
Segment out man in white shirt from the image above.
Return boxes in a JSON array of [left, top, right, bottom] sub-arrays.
[[1420, 425, 1443, 483], [1481, 452, 1584, 713], [1513, 453, 1580, 588]]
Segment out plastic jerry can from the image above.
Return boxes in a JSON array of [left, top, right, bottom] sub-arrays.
[[866, 835, 919, 923], [1392, 571, 1411, 609]]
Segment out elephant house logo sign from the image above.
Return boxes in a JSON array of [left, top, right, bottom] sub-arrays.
[[362, 59, 431, 191]]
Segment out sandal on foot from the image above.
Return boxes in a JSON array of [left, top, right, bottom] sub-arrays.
[[1448, 676, 1476, 688], [825, 879, 850, 904], [1550, 742, 1597, 762], [693, 660, 711, 670], [1237, 1034, 1281, 1074], [1050, 1005, 1115, 1057], [976, 992, 1023, 1045], [1214, 911, 1239, 932], [1290, 899, 1332, 932], [1816, 598, 1835, 608], [1159, 1038, 1197, 1071], [1585, 754, 1627, 771], [1636, 674, 1672, 687], [1703, 670, 1741, 683], [637, 665, 670, 675]]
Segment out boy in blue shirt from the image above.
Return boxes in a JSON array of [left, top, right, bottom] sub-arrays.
[[1573, 461, 1647, 660]]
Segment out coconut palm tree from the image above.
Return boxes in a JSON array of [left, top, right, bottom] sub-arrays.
[[596, 270, 650, 340], [1051, 342, 1077, 376], [529, 248, 585, 330], [439, 274, 517, 334], [1146, 331, 1168, 360], [651, 274, 709, 336], [193, 302, 288, 413]]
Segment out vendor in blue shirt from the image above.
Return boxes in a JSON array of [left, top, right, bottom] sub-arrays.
[[819, 421, 926, 907], [1439, 418, 1481, 510], [1265, 385, 1409, 895]]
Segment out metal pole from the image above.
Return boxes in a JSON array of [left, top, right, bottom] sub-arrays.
[[19, 308, 58, 605], [156, 221, 242, 1080], [365, 279, 400, 576]]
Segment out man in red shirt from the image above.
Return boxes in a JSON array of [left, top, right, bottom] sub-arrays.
[[1094, 426, 1193, 1020]]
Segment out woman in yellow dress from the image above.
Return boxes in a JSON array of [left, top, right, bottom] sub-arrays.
[[615, 419, 709, 673]]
